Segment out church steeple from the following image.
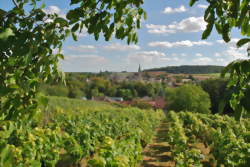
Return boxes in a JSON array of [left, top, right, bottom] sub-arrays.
[[138, 64, 142, 73]]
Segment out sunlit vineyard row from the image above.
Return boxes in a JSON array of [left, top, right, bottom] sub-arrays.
[[166, 111, 250, 167]]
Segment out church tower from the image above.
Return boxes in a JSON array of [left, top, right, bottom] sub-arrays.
[[138, 64, 142, 73]]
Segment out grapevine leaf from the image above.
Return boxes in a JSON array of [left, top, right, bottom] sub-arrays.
[[236, 38, 250, 48]]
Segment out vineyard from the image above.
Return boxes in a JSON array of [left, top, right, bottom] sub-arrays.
[[165, 111, 250, 167], [1, 0, 250, 167], [0, 96, 163, 167], [1, 96, 250, 167]]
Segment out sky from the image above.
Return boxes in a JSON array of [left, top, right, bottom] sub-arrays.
[[1, 0, 249, 72]]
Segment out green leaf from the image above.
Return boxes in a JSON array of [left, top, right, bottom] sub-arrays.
[[70, 0, 82, 5], [0, 87, 15, 96], [126, 15, 133, 26], [55, 17, 69, 27], [0, 145, 13, 167], [71, 23, 79, 32], [0, 28, 14, 41], [237, 38, 250, 48], [143, 12, 147, 20], [56, 53, 64, 60], [0, 9, 6, 18], [40, 3, 46, 9], [240, 87, 250, 111], [204, 6, 213, 22], [72, 32, 78, 41], [240, 60, 250, 74], [202, 23, 213, 40], [215, 22, 222, 34], [189, 0, 198, 6], [222, 23, 230, 42], [94, 33, 99, 41], [237, 0, 248, 26], [66, 10, 79, 22]]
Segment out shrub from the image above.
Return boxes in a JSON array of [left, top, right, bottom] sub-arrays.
[[166, 84, 211, 114], [132, 100, 153, 110], [40, 85, 69, 97], [200, 78, 233, 114]]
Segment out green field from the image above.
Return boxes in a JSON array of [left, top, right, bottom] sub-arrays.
[[193, 73, 230, 78]]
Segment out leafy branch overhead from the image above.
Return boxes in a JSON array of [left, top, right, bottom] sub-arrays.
[[68, 0, 146, 43], [190, 0, 250, 47]]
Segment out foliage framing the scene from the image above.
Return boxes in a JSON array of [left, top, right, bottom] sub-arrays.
[[191, 0, 250, 119]]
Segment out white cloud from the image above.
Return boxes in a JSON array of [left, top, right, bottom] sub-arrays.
[[146, 24, 176, 34], [44, 6, 66, 18], [197, 4, 208, 9], [176, 17, 207, 32], [103, 43, 140, 51], [163, 5, 187, 14], [180, 53, 187, 57], [65, 54, 105, 61], [127, 51, 169, 64], [75, 29, 87, 38], [215, 58, 225, 62], [53, 48, 64, 54], [192, 57, 213, 65], [149, 40, 212, 48], [212, 47, 248, 66], [170, 53, 188, 58], [191, 46, 247, 66], [67, 45, 97, 52], [62, 54, 109, 72], [45, 6, 61, 14], [192, 57, 228, 66], [146, 17, 206, 35], [172, 57, 180, 61], [126, 51, 188, 70], [217, 38, 240, 45], [214, 52, 222, 57], [217, 38, 249, 52], [225, 47, 246, 59], [195, 53, 203, 57], [216, 38, 249, 51]]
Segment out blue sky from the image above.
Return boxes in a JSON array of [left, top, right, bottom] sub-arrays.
[[1, 0, 248, 72]]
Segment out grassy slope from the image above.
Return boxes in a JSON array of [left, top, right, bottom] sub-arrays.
[[43, 96, 113, 111]]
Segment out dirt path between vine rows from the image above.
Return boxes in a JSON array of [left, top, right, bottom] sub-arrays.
[[140, 121, 175, 167]]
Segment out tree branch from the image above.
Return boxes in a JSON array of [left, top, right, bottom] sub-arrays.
[[12, 0, 19, 8]]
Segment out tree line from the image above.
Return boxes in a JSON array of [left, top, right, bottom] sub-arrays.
[[144, 65, 224, 74], [40, 73, 167, 100]]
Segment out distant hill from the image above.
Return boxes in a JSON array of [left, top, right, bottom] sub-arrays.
[[144, 65, 224, 74]]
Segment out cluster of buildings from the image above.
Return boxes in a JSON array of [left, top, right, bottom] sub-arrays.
[[92, 96, 166, 109], [88, 65, 214, 109]]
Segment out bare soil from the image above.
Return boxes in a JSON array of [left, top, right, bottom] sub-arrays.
[[140, 122, 175, 167]]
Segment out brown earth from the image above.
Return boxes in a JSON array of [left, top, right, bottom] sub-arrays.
[[140, 121, 175, 167], [139, 121, 215, 167]]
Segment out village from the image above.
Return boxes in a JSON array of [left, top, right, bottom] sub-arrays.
[[88, 66, 218, 109]]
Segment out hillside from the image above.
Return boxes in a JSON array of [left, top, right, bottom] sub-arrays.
[[144, 65, 224, 74]]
